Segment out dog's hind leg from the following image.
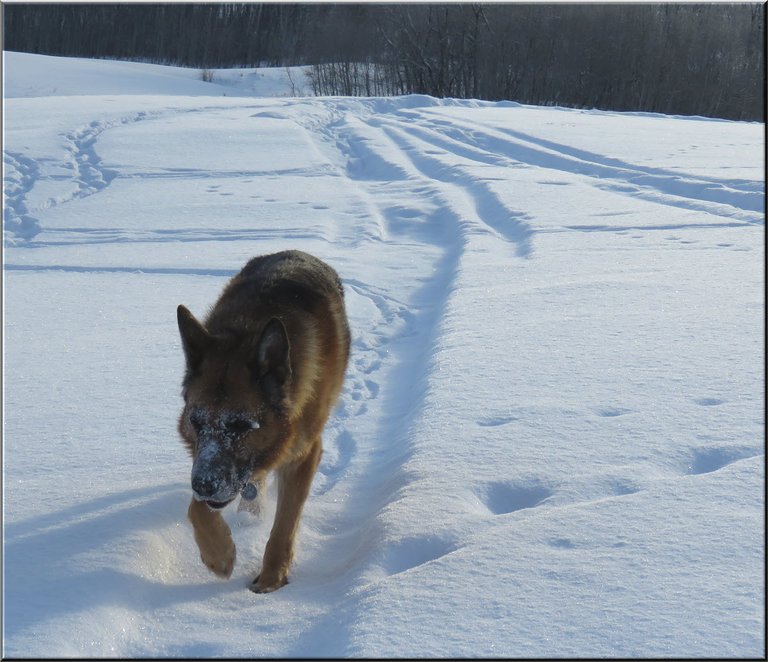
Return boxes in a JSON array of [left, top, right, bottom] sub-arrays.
[[250, 438, 322, 593], [188, 498, 236, 578]]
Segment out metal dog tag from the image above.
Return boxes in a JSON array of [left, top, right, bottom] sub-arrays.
[[241, 482, 259, 501]]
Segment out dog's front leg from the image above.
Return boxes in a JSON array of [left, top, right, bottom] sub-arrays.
[[250, 438, 322, 593], [188, 498, 236, 578]]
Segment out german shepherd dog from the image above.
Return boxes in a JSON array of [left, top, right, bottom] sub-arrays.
[[177, 250, 350, 593]]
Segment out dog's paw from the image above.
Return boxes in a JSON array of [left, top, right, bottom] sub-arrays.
[[248, 572, 289, 594], [200, 542, 236, 579]]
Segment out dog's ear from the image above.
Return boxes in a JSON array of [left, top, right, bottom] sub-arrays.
[[177, 305, 212, 372], [251, 317, 291, 405]]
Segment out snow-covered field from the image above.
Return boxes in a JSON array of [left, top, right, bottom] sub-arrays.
[[2, 51, 765, 657]]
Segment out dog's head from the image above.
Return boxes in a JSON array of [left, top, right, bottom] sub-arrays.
[[177, 304, 292, 509]]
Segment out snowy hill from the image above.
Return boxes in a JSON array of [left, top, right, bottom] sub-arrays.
[[2, 50, 310, 99], [2, 51, 765, 657]]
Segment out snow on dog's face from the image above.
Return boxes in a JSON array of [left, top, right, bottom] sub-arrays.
[[186, 407, 261, 508], [177, 306, 293, 509]]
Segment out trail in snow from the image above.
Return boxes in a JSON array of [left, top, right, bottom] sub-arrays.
[[3, 56, 764, 658], [406, 112, 764, 217], [3, 150, 42, 240]]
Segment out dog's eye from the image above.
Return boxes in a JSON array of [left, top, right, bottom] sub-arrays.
[[227, 418, 259, 435]]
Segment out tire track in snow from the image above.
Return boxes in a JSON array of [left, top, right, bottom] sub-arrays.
[[497, 124, 764, 210], [372, 117, 535, 257], [408, 114, 764, 223]]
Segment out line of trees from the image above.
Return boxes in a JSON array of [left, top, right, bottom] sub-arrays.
[[3, 3, 764, 121], [309, 3, 765, 121], [2, 4, 327, 67]]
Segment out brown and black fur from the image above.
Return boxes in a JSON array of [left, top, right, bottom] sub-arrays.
[[177, 250, 350, 593]]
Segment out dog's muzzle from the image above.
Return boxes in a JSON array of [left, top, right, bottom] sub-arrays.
[[191, 437, 256, 509], [191, 457, 239, 509]]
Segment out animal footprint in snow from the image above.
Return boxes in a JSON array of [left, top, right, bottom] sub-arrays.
[[592, 406, 632, 418], [477, 480, 553, 515], [693, 397, 725, 407], [380, 535, 456, 576], [687, 446, 757, 475]]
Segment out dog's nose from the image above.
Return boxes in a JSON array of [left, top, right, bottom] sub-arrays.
[[191, 473, 217, 499]]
